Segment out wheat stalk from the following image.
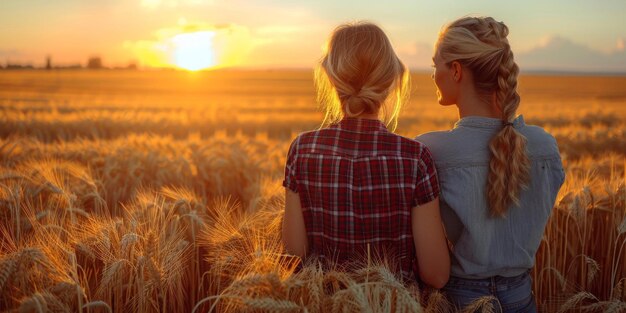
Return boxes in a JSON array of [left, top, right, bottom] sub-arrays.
[[18, 292, 47, 313], [0, 257, 17, 295], [460, 296, 498, 313], [82, 300, 113, 313], [242, 297, 300, 312], [557, 292, 598, 313]]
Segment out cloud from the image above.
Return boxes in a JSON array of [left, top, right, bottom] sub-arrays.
[[240, 24, 328, 68], [516, 35, 626, 73], [123, 19, 329, 69], [255, 26, 304, 36], [395, 42, 434, 70], [140, 0, 212, 9], [400, 36, 626, 73]]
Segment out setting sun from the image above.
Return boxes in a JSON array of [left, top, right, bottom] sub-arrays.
[[124, 23, 251, 70], [170, 31, 217, 71]]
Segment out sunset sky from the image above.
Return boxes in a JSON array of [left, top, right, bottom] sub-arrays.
[[1, 0, 624, 72]]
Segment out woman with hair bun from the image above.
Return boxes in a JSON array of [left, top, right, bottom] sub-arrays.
[[282, 22, 450, 288], [416, 16, 565, 311]]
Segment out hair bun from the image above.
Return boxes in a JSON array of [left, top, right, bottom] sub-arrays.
[[314, 22, 410, 129], [343, 89, 378, 117]]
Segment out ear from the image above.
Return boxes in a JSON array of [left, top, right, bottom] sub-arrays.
[[451, 61, 462, 82]]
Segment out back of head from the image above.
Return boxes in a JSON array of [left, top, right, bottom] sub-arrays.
[[437, 16, 530, 217], [315, 22, 409, 131]]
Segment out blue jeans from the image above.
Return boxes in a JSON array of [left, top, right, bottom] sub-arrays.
[[442, 271, 537, 313]]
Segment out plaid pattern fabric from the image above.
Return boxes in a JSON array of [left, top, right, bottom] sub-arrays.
[[283, 117, 440, 281]]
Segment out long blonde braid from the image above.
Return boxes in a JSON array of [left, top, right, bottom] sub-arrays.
[[438, 17, 530, 216]]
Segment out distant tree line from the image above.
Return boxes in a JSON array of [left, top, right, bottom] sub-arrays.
[[0, 56, 137, 70]]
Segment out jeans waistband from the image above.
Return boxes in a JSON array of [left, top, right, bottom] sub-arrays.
[[446, 270, 531, 289]]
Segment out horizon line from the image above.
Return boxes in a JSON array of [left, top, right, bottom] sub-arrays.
[[1, 64, 625, 77]]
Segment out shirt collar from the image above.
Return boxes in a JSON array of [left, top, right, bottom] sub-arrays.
[[335, 117, 388, 132], [454, 115, 525, 130]]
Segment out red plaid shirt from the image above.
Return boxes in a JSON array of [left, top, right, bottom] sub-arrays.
[[283, 117, 440, 281]]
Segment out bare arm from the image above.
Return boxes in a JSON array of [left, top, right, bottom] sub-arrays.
[[412, 197, 450, 289], [282, 189, 308, 258]]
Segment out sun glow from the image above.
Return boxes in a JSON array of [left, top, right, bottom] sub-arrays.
[[170, 31, 217, 71], [126, 22, 251, 70]]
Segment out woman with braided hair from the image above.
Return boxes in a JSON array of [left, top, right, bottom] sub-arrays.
[[416, 16, 565, 311]]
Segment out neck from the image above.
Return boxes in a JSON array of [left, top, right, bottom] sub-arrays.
[[352, 112, 380, 120], [456, 90, 501, 119]]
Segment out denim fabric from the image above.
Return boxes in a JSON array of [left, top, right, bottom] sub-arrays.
[[416, 115, 565, 279], [443, 272, 537, 313]]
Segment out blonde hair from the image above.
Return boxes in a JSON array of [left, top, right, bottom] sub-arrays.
[[437, 16, 531, 217], [315, 22, 410, 131]]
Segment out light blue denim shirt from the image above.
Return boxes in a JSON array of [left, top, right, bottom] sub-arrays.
[[416, 115, 565, 279]]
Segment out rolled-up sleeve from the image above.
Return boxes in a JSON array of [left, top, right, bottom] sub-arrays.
[[282, 137, 300, 193], [413, 146, 440, 206]]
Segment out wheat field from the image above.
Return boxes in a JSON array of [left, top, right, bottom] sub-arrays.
[[0, 70, 625, 312]]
